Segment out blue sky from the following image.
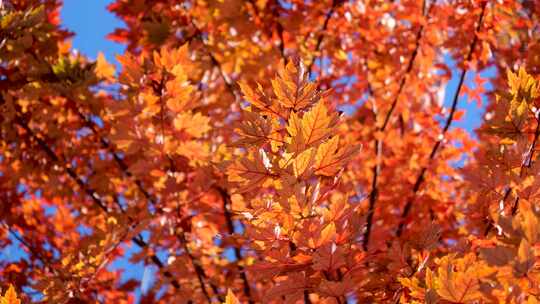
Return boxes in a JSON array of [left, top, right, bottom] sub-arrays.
[[61, 0, 125, 62]]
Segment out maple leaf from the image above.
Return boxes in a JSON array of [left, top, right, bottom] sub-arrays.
[[224, 289, 240, 304], [479, 245, 514, 267], [312, 242, 346, 271], [116, 52, 143, 84], [228, 151, 275, 192], [165, 79, 194, 113], [293, 147, 316, 178], [239, 81, 282, 118], [233, 111, 275, 147], [286, 100, 339, 152], [399, 277, 426, 300], [505, 68, 539, 123], [408, 222, 442, 251], [301, 222, 337, 249], [507, 67, 540, 103], [516, 208, 539, 244], [153, 44, 192, 73], [433, 254, 494, 303], [248, 250, 312, 280], [271, 61, 319, 111], [1, 285, 20, 304], [176, 141, 210, 163], [513, 239, 535, 277], [314, 136, 360, 176], [263, 273, 308, 303], [4, 0, 540, 302], [95, 52, 116, 79], [400, 268, 438, 303], [173, 111, 211, 138], [318, 279, 354, 298]]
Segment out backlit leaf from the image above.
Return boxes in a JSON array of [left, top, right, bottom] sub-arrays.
[[1, 285, 20, 304]]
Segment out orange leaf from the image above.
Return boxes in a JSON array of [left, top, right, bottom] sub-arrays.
[[434, 254, 494, 303], [233, 111, 275, 147], [173, 112, 211, 138], [293, 147, 316, 178], [286, 101, 339, 152], [317, 222, 336, 247], [228, 151, 274, 192], [95, 52, 116, 79], [315, 137, 360, 176], [239, 81, 279, 117], [224, 289, 240, 304], [1, 285, 21, 304], [271, 61, 319, 111]]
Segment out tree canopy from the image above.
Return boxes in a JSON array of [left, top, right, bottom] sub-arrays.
[[1, 0, 540, 303]]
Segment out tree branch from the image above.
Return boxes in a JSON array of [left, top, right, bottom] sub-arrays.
[[307, 0, 342, 78], [215, 186, 254, 304], [396, 2, 487, 237], [8, 105, 184, 292], [362, 0, 429, 250]]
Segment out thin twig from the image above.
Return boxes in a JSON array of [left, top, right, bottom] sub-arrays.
[[396, 2, 487, 237], [363, 0, 429, 250], [510, 113, 540, 215], [216, 186, 254, 304], [9, 105, 184, 292], [307, 0, 342, 78]]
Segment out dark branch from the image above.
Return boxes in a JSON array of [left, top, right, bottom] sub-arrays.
[[8, 104, 184, 292], [362, 0, 429, 250], [307, 0, 343, 78], [216, 186, 254, 304], [396, 2, 487, 237]]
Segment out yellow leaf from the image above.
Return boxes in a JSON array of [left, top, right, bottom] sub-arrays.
[[271, 61, 319, 111], [1, 285, 21, 304], [336, 49, 348, 61], [293, 147, 316, 178], [286, 101, 339, 152], [515, 99, 528, 117], [224, 289, 240, 304], [315, 137, 360, 176], [507, 67, 540, 102], [506, 67, 539, 123], [514, 239, 535, 277], [398, 277, 425, 299], [318, 222, 336, 247], [107, 216, 118, 225], [95, 52, 115, 79], [433, 254, 494, 303], [499, 137, 516, 145], [173, 112, 211, 138]]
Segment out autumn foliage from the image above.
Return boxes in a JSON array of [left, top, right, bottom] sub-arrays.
[[2, 0, 540, 303]]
